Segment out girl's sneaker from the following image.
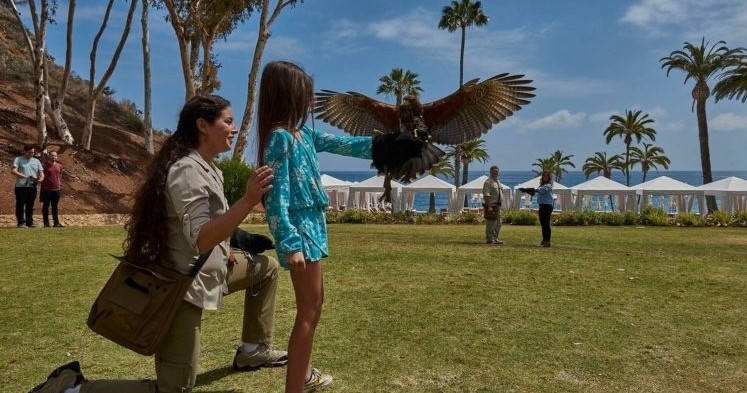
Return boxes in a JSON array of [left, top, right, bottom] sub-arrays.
[[304, 367, 333, 392]]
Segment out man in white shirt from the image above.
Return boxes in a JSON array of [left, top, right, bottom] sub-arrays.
[[482, 165, 504, 244]]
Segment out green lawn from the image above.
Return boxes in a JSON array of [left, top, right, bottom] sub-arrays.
[[1, 224, 746, 392]]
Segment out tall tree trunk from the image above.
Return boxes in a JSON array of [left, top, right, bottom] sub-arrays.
[[45, 97, 74, 145], [233, 16, 268, 160], [452, 147, 461, 188], [235, 0, 297, 161], [141, 0, 153, 155], [695, 99, 717, 212], [34, 49, 46, 148], [163, 0, 196, 100], [462, 161, 470, 207], [8, 0, 73, 145], [46, 0, 76, 145], [82, 0, 138, 150], [624, 143, 631, 186], [83, 97, 97, 149], [451, 27, 466, 189], [198, 32, 219, 94], [30, 0, 48, 148], [459, 26, 465, 87], [43, 26, 74, 145]]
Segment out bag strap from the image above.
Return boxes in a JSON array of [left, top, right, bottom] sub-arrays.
[[111, 247, 214, 278], [188, 248, 213, 277]]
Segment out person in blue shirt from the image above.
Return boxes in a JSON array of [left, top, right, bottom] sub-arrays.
[[11, 144, 44, 228], [256, 60, 427, 393], [536, 171, 555, 247]]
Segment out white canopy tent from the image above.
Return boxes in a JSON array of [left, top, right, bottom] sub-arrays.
[[455, 175, 511, 212], [346, 175, 403, 211], [512, 176, 572, 210], [401, 175, 456, 213], [632, 176, 706, 215], [320, 174, 353, 211], [570, 176, 636, 212], [696, 176, 747, 213]]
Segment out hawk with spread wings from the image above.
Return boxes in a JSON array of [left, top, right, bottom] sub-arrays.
[[315, 72, 536, 202]]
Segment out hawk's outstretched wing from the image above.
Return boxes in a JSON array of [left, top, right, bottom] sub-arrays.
[[314, 90, 400, 136], [423, 73, 536, 145]]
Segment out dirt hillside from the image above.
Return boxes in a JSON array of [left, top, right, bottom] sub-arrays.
[[0, 83, 160, 215], [0, 6, 163, 222]]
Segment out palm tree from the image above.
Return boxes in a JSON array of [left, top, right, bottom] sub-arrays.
[[458, 138, 489, 206], [531, 157, 554, 175], [459, 138, 490, 184], [660, 38, 743, 212], [438, 0, 488, 87], [582, 151, 624, 211], [427, 158, 455, 213], [603, 109, 656, 186], [582, 152, 624, 179], [548, 150, 575, 183], [629, 143, 671, 183], [438, 0, 489, 188], [376, 68, 423, 106], [714, 57, 747, 103]]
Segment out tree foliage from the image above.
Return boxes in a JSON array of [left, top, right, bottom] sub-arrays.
[[233, 0, 303, 161], [376, 68, 423, 107], [158, 0, 260, 98], [603, 109, 656, 186], [629, 143, 670, 183], [438, 0, 488, 188], [534, 150, 575, 183], [714, 57, 747, 103], [215, 156, 254, 205], [582, 151, 624, 179], [660, 37, 743, 212]]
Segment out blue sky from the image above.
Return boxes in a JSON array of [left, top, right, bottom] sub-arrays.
[[32, 0, 747, 172]]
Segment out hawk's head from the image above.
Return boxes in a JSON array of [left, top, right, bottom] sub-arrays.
[[399, 95, 423, 125]]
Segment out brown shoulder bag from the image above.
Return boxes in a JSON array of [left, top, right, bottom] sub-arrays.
[[87, 251, 211, 356]]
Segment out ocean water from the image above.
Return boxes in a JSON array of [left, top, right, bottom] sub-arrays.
[[323, 170, 747, 213]]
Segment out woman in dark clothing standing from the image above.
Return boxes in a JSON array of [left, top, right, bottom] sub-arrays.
[[536, 171, 554, 247]]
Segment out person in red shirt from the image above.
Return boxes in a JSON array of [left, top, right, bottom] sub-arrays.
[[40, 150, 64, 227]]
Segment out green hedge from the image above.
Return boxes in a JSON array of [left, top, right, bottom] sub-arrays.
[[242, 207, 747, 228]]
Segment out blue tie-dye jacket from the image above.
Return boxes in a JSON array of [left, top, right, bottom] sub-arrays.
[[536, 183, 554, 206], [263, 125, 371, 261]]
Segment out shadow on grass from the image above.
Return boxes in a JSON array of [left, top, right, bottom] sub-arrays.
[[195, 391, 241, 393], [195, 366, 235, 387]]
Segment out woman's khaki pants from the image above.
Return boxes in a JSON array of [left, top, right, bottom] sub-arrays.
[[79, 252, 279, 393]]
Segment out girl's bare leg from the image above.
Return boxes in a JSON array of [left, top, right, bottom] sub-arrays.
[[285, 262, 324, 393]]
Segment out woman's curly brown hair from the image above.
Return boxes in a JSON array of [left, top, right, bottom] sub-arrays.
[[123, 95, 230, 266]]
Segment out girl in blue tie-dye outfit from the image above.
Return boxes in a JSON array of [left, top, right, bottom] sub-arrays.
[[256, 60, 427, 393]]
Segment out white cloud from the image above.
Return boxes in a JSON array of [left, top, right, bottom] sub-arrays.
[[329, 19, 359, 40], [621, 0, 747, 41], [320, 7, 532, 72], [620, 0, 690, 27], [521, 110, 587, 132], [590, 111, 617, 123], [711, 113, 747, 132], [657, 120, 687, 133], [645, 106, 669, 118], [534, 74, 616, 98], [366, 8, 461, 51]]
